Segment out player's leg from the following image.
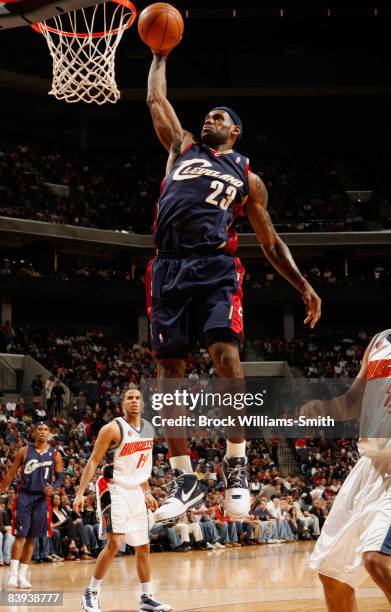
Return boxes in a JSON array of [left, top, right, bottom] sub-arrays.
[[200, 254, 249, 518], [82, 532, 125, 612], [363, 551, 391, 602], [8, 491, 35, 589], [319, 575, 358, 612], [135, 543, 172, 611], [154, 355, 206, 523], [157, 357, 188, 467], [126, 488, 172, 612], [18, 537, 35, 588], [147, 257, 206, 522], [17, 494, 52, 589], [8, 536, 26, 587], [206, 339, 250, 518]]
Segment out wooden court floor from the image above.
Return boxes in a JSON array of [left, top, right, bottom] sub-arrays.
[[0, 542, 389, 612]]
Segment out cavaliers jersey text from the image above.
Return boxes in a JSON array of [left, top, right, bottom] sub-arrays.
[[359, 329, 391, 458], [154, 143, 249, 254], [20, 444, 56, 493], [102, 417, 154, 489]]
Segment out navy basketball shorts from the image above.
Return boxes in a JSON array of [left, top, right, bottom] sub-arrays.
[[12, 490, 52, 538], [146, 253, 245, 359]]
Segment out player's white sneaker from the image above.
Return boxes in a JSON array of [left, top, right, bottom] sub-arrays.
[[154, 470, 205, 523], [214, 542, 225, 549], [7, 575, 18, 589], [139, 593, 172, 611], [222, 455, 250, 519], [81, 588, 101, 612], [18, 576, 32, 589]]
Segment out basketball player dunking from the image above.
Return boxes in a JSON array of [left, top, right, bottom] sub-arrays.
[[74, 386, 171, 612], [301, 329, 391, 611], [0, 422, 63, 589], [146, 51, 322, 523]]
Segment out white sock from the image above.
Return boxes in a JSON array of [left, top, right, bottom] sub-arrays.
[[19, 563, 28, 577], [226, 441, 246, 459], [170, 455, 193, 473], [89, 576, 103, 591], [10, 559, 19, 577], [141, 581, 153, 596]]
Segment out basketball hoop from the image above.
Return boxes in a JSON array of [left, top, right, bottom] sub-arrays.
[[31, 0, 137, 105]]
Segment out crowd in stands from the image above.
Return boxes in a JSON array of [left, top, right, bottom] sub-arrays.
[[0, 394, 353, 563], [0, 257, 141, 287], [1, 144, 383, 233], [250, 329, 370, 378], [0, 323, 371, 566], [1, 255, 391, 290], [3, 327, 370, 407]]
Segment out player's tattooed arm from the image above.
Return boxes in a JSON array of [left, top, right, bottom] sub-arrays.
[[147, 55, 195, 161], [247, 171, 321, 328], [0, 446, 26, 493]]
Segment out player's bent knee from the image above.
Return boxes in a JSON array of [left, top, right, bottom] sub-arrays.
[[215, 350, 241, 377], [157, 359, 186, 378], [319, 574, 351, 593], [106, 536, 124, 552], [363, 551, 389, 576]]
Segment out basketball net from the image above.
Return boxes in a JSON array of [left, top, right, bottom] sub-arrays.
[[32, 0, 137, 105]]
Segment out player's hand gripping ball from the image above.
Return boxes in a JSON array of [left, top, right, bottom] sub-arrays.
[[138, 2, 184, 56]]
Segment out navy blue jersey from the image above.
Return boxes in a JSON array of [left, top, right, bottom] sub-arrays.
[[20, 444, 56, 494], [154, 143, 249, 255]]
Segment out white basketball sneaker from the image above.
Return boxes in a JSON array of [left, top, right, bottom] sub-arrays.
[[7, 575, 18, 589], [18, 576, 32, 589], [81, 588, 101, 612], [222, 455, 251, 519], [140, 593, 172, 611]]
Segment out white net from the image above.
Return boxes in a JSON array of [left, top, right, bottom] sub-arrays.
[[32, 0, 137, 105]]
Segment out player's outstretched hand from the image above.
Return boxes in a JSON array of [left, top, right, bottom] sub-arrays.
[[145, 492, 158, 512], [300, 399, 324, 419], [73, 494, 85, 514], [301, 283, 321, 328]]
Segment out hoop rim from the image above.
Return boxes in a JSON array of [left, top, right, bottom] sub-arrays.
[[31, 0, 137, 39]]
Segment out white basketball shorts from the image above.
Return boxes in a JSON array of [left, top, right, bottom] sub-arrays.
[[97, 477, 149, 547], [310, 455, 391, 588]]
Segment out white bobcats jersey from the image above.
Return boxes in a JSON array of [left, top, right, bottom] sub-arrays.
[[102, 417, 154, 489], [359, 329, 391, 459]]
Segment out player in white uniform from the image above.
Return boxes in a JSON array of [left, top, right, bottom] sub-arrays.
[[301, 329, 391, 611], [74, 386, 171, 612]]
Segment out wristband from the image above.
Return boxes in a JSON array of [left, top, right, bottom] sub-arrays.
[[143, 490, 152, 496]]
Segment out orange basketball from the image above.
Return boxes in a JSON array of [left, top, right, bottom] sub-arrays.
[[138, 3, 184, 55]]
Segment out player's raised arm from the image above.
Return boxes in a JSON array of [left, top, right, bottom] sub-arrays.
[[246, 171, 321, 329], [147, 55, 194, 160], [301, 336, 371, 421], [73, 422, 118, 512], [0, 447, 26, 493]]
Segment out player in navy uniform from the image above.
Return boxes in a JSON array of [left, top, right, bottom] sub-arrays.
[[0, 422, 63, 589], [146, 51, 321, 523]]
